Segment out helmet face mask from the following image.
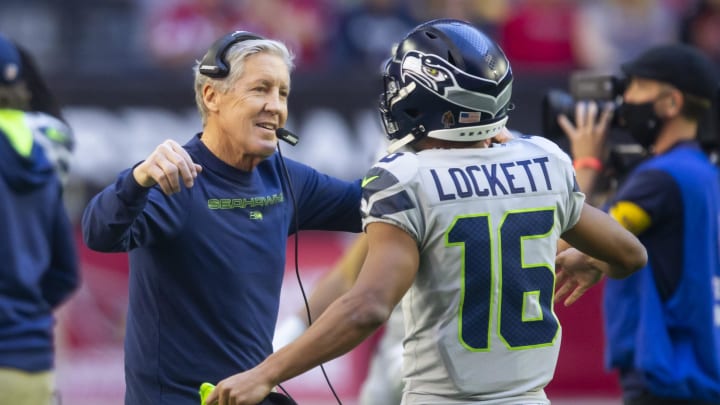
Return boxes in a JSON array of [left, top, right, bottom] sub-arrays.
[[379, 69, 402, 138], [25, 112, 75, 186], [379, 19, 513, 152]]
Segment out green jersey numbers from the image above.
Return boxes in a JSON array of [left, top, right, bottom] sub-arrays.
[[361, 139, 584, 401], [447, 208, 558, 351]]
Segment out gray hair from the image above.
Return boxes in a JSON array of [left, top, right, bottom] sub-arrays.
[[193, 38, 295, 125]]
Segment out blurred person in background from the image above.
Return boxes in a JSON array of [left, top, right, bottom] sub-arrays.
[[329, 0, 417, 70], [413, 0, 509, 40], [146, 0, 244, 68], [81, 31, 362, 404], [147, 0, 332, 70], [573, 0, 677, 72], [556, 44, 720, 404], [205, 19, 646, 405], [0, 33, 79, 405], [499, 0, 578, 72], [228, 0, 334, 71], [681, 0, 720, 67]]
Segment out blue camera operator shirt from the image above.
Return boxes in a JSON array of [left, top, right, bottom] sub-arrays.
[[603, 141, 720, 402]]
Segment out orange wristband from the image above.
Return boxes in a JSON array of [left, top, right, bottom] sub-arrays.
[[573, 157, 603, 172]]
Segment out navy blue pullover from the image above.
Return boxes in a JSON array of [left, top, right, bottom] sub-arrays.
[[81, 134, 362, 404], [0, 109, 79, 372]]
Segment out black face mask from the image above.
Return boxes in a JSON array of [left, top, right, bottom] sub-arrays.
[[616, 101, 663, 150]]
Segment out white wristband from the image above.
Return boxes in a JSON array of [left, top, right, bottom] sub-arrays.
[[272, 314, 308, 351]]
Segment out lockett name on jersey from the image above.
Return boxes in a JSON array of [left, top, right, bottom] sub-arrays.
[[427, 156, 552, 201]]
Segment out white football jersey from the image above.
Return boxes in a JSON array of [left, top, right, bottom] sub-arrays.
[[361, 136, 584, 404]]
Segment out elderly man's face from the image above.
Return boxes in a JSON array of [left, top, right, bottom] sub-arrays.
[[216, 52, 290, 158]]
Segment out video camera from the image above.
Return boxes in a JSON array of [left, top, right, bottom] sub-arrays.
[[541, 71, 627, 140], [541, 71, 648, 184], [542, 70, 720, 162]]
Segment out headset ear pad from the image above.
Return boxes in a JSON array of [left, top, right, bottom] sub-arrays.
[[198, 31, 264, 78]]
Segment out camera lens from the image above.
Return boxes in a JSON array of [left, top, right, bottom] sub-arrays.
[[541, 90, 575, 140]]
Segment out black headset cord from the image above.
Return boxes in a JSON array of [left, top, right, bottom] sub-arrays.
[[276, 143, 343, 405]]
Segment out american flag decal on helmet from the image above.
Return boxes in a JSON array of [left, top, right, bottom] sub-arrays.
[[458, 111, 482, 123]]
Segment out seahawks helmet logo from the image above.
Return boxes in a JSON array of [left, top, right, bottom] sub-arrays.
[[399, 50, 511, 118]]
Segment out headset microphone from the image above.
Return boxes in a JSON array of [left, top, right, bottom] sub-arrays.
[[276, 128, 300, 146]]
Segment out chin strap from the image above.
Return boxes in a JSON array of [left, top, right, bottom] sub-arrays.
[[386, 116, 508, 153], [428, 116, 508, 142], [386, 133, 417, 154]]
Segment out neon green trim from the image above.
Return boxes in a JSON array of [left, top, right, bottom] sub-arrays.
[[44, 126, 68, 143], [447, 213, 494, 352], [361, 175, 380, 188], [498, 206, 559, 351], [0, 109, 32, 157], [521, 290, 542, 322]]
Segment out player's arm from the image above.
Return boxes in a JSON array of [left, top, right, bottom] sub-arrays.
[[205, 222, 418, 405], [555, 203, 647, 306], [561, 203, 646, 278]]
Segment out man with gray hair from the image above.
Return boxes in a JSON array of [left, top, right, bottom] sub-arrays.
[[82, 31, 362, 404]]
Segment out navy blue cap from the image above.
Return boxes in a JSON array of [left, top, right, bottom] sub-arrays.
[[621, 44, 719, 101], [0, 33, 22, 86]]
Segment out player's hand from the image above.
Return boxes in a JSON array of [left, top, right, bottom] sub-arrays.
[[133, 139, 203, 195], [204, 369, 273, 405], [555, 248, 603, 306], [557, 101, 613, 160]]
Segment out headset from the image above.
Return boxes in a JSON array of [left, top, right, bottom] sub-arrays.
[[199, 31, 341, 404], [198, 30, 263, 78]]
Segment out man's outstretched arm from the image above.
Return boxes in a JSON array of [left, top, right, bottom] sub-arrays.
[[206, 223, 418, 405]]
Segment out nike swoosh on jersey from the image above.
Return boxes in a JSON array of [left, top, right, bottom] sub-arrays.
[[361, 175, 380, 188]]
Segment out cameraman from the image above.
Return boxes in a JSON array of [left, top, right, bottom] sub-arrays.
[[557, 44, 720, 404]]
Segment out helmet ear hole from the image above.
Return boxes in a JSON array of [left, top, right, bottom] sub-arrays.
[[404, 108, 421, 119]]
